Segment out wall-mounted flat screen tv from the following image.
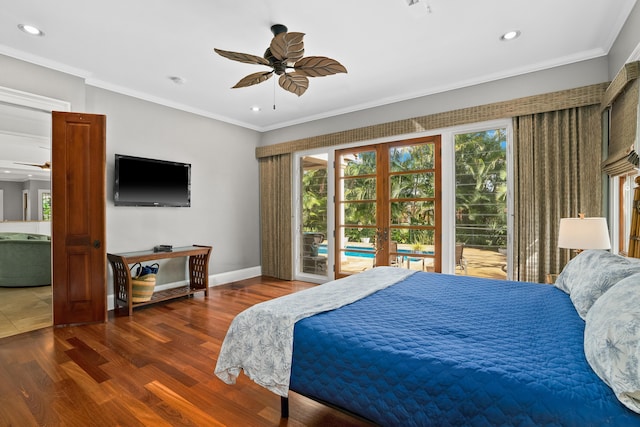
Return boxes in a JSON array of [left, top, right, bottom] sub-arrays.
[[114, 154, 191, 207]]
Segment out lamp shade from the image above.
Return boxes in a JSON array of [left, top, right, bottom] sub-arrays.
[[558, 217, 611, 250]]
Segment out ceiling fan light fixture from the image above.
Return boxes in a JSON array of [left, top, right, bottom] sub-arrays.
[[214, 24, 347, 97], [271, 24, 288, 36], [500, 30, 521, 41], [18, 24, 44, 36]]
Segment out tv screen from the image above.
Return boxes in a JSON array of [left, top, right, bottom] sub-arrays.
[[114, 154, 191, 207]]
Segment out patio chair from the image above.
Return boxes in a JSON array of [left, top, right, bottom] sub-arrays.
[[372, 241, 402, 268], [455, 243, 468, 274], [389, 241, 401, 267]]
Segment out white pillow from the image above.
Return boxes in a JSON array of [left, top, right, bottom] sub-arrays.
[[584, 273, 640, 413], [554, 250, 640, 319]]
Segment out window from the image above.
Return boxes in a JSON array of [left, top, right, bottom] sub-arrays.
[[299, 154, 329, 277], [454, 129, 508, 279], [612, 173, 638, 255], [38, 190, 51, 221], [293, 121, 512, 282]]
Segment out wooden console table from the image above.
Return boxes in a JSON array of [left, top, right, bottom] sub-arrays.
[[107, 245, 212, 316]]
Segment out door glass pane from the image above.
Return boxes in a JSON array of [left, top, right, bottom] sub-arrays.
[[390, 145, 434, 171], [337, 150, 377, 275], [455, 129, 507, 279], [300, 155, 328, 276], [390, 173, 435, 198], [344, 202, 377, 225], [388, 138, 439, 273], [343, 152, 377, 176], [390, 201, 435, 226]]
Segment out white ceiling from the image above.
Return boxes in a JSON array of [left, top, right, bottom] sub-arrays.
[[0, 0, 637, 136]]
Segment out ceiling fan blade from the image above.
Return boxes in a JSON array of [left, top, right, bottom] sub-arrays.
[[292, 56, 348, 77], [14, 161, 50, 169], [232, 71, 274, 89], [278, 73, 309, 97], [270, 32, 305, 63], [214, 48, 271, 66]]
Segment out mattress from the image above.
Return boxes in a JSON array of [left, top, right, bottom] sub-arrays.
[[289, 272, 640, 426]]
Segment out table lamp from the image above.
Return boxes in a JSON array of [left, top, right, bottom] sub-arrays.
[[558, 213, 611, 253]]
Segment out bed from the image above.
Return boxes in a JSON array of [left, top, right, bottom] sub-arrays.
[[215, 251, 640, 426]]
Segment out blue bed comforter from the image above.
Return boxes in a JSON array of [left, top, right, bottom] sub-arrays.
[[290, 272, 640, 426]]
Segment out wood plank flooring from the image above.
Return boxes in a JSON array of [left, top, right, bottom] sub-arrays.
[[0, 276, 374, 426]]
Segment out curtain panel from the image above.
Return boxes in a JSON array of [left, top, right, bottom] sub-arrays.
[[259, 154, 293, 280], [513, 105, 602, 283]]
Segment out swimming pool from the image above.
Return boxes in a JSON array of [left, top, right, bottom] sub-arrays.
[[317, 244, 433, 259]]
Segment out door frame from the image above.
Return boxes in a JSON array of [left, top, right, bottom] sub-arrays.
[[0, 85, 70, 321]]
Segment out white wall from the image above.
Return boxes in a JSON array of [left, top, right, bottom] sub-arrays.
[[0, 181, 23, 220], [0, 55, 86, 110], [85, 87, 262, 281], [608, 0, 640, 76], [259, 57, 610, 147], [0, 54, 263, 299]]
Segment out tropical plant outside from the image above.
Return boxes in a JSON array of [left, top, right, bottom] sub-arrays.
[[454, 130, 507, 250], [301, 162, 327, 235], [42, 192, 52, 221]]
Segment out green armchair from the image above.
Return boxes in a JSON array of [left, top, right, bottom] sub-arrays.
[[0, 233, 51, 287]]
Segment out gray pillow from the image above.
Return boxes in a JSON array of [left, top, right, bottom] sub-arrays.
[[555, 250, 640, 319], [584, 273, 640, 414]]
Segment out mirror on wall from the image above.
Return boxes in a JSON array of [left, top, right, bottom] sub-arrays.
[[0, 102, 51, 233]]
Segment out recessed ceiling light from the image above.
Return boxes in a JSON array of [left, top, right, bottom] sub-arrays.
[[18, 24, 44, 36], [500, 30, 521, 41], [250, 106, 261, 112]]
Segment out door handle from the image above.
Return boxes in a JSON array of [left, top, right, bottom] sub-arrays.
[[93, 240, 101, 249]]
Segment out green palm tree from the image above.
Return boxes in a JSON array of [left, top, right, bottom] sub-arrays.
[[455, 130, 507, 248]]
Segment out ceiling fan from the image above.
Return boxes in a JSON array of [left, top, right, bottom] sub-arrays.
[[14, 161, 51, 170], [214, 24, 347, 97]]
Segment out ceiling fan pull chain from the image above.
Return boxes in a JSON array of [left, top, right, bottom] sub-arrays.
[[273, 77, 277, 110]]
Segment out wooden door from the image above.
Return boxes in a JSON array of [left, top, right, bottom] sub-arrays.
[[52, 112, 107, 325]]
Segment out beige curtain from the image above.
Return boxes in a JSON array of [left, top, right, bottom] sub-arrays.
[[513, 105, 602, 283], [259, 154, 293, 280]]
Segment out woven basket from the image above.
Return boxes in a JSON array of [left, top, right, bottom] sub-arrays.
[[131, 274, 156, 303]]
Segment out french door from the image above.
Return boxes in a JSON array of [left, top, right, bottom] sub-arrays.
[[335, 136, 441, 278]]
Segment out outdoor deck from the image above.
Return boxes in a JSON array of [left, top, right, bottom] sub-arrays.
[[337, 244, 507, 280]]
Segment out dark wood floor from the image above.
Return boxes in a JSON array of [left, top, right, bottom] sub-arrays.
[[0, 276, 374, 426]]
